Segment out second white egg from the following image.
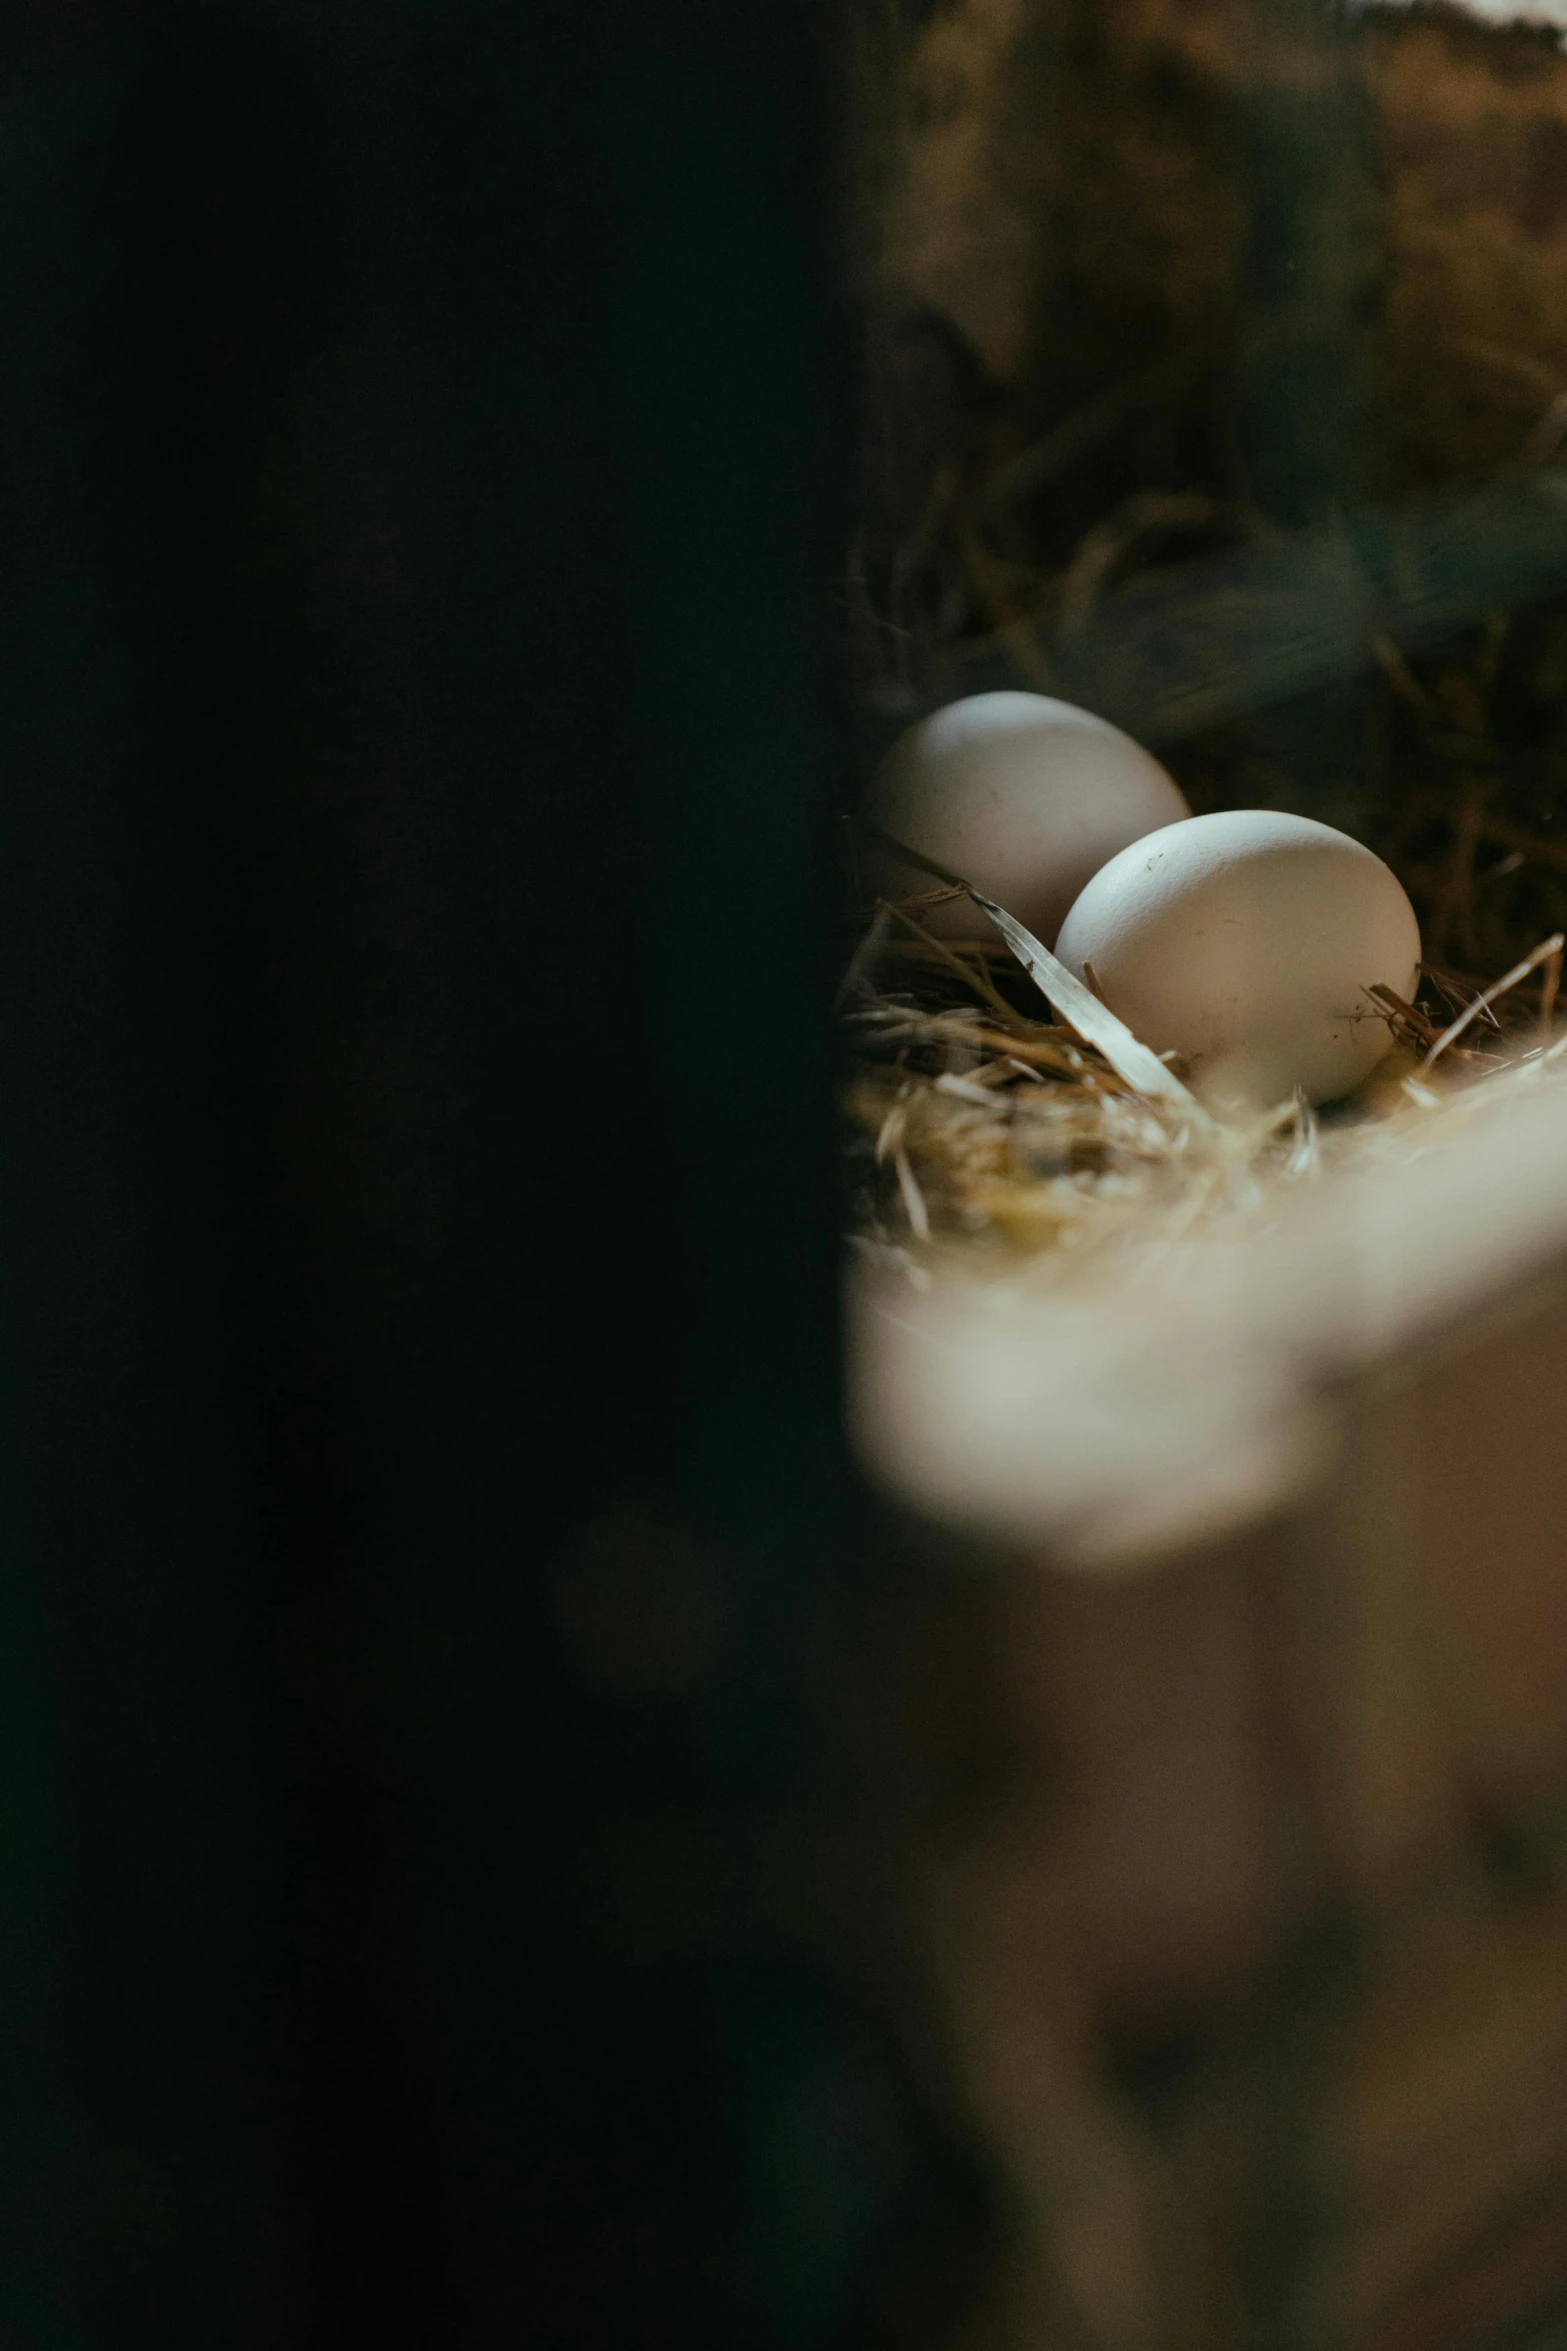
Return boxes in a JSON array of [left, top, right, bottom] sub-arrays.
[[1054, 809, 1422, 1108]]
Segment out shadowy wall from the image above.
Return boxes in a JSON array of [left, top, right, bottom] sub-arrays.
[[0, 4, 959, 2345]]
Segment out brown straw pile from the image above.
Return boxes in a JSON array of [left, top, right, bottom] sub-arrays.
[[843, 867, 1567, 1277]]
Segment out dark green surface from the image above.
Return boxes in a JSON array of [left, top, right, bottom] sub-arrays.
[[0, 3, 921, 2345]]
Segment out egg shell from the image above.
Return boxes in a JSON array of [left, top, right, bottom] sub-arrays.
[[1053, 809, 1421, 1108], [862, 691, 1191, 942]]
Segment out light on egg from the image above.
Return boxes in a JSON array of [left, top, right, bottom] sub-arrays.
[[1054, 808, 1422, 1107], [862, 690, 1191, 942]]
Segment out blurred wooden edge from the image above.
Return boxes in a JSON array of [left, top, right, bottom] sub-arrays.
[[848, 1070, 1567, 2346]]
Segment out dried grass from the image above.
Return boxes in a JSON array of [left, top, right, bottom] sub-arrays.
[[843, 870, 1567, 1279]]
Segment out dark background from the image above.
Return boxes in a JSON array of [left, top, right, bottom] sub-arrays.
[[0, 2, 966, 2343]]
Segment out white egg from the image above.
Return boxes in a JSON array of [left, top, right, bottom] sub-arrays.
[[861, 691, 1191, 941], [1054, 809, 1421, 1108]]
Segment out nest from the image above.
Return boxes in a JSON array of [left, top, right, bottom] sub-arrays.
[[843, 874, 1567, 1279], [845, 0, 1567, 1286]]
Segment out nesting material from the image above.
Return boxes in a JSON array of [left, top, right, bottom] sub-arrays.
[[845, 867, 1567, 1282]]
